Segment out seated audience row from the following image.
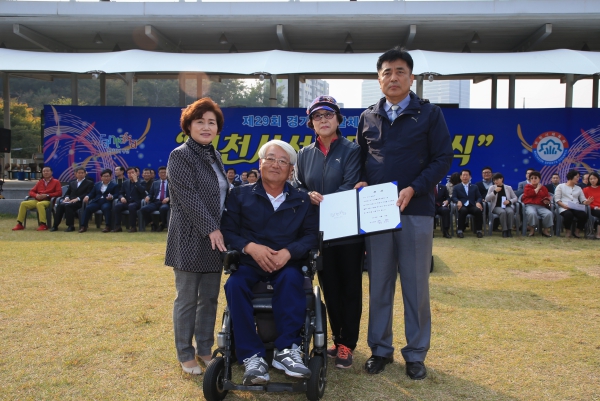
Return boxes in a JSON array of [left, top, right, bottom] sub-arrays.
[[12, 166, 170, 233]]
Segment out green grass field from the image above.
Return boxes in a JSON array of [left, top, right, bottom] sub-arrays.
[[1, 216, 599, 401]]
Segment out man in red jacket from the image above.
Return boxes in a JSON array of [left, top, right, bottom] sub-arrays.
[[12, 166, 62, 231]]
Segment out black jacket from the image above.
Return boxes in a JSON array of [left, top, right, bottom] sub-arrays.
[[294, 135, 361, 196], [435, 183, 450, 207], [118, 179, 147, 204], [64, 178, 93, 202], [356, 93, 454, 217], [221, 180, 318, 277], [451, 183, 483, 206]]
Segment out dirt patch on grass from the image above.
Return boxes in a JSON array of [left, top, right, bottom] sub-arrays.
[[577, 266, 600, 278], [510, 270, 570, 281]]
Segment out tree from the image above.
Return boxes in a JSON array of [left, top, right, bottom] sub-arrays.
[[0, 99, 42, 158]]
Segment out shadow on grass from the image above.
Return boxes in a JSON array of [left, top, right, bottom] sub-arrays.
[[431, 284, 561, 311], [201, 355, 520, 401], [431, 254, 455, 276]]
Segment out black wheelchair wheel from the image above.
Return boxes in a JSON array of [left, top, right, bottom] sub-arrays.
[[306, 355, 326, 401], [203, 356, 228, 401]]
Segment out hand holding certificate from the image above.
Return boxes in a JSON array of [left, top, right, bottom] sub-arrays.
[[319, 182, 402, 241]]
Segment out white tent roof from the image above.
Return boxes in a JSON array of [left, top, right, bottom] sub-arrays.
[[1, 48, 599, 76]]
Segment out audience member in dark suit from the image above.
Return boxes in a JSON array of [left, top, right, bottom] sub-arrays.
[[112, 166, 127, 194], [545, 173, 560, 194], [51, 167, 94, 232], [113, 166, 147, 233], [141, 166, 171, 232], [577, 173, 589, 189], [475, 166, 493, 199], [435, 182, 451, 238], [451, 169, 484, 238], [141, 168, 154, 193], [515, 168, 534, 198], [226, 168, 241, 188], [79, 169, 117, 233]]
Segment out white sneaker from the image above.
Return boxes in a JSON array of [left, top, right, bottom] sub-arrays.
[[242, 354, 270, 385], [272, 344, 311, 378]]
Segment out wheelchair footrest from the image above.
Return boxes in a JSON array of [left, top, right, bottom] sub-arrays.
[[224, 380, 307, 393]]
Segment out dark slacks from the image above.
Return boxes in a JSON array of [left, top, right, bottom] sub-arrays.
[[366, 215, 433, 363], [81, 200, 112, 228], [225, 265, 305, 362], [140, 201, 170, 226], [435, 205, 450, 230], [114, 201, 140, 228], [457, 204, 483, 231], [318, 240, 364, 350], [54, 201, 83, 228], [560, 209, 588, 230], [591, 209, 600, 228]]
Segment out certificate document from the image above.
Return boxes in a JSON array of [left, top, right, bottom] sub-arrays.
[[319, 182, 401, 241]]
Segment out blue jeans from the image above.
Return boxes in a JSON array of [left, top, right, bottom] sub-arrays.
[[225, 265, 305, 362]]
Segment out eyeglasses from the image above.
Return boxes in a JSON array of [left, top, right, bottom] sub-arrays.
[[312, 112, 336, 122], [262, 157, 290, 167]]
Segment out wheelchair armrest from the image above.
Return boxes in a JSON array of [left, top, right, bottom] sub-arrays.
[[221, 249, 240, 275]]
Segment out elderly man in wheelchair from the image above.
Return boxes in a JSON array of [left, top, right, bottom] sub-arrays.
[[220, 140, 319, 386]]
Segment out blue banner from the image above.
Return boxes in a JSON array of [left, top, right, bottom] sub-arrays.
[[44, 105, 600, 187]]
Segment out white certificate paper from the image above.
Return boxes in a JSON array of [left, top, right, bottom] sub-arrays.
[[319, 190, 359, 241], [358, 182, 401, 234], [567, 201, 585, 211]]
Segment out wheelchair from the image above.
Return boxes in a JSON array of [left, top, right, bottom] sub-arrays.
[[203, 248, 328, 401]]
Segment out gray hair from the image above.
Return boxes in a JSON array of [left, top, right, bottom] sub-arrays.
[[258, 139, 297, 166]]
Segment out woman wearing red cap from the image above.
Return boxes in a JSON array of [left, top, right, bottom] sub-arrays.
[[293, 96, 363, 370]]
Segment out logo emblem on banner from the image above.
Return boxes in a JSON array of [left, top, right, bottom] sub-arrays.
[[532, 131, 569, 166]]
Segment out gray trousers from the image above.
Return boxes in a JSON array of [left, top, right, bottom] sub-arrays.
[[365, 215, 433, 363], [492, 206, 515, 230], [525, 204, 553, 228], [173, 269, 222, 363]]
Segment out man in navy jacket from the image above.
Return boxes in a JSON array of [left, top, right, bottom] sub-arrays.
[[141, 166, 170, 231], [355, 47, 453, 380], [221, 140, 317, 386], [79, 169, 117, 233], [451, 169, 484, 238], [113, 166, 147, 233]]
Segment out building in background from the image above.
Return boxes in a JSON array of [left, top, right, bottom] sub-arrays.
[[278, 79, 330, 108], [361, 79, 470, 108]]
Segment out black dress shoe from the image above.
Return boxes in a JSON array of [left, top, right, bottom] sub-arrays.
[[49, 227, 58, 232], [502, 231, 508, 238], [477, 231, 483, 238], [457, 232, 464, 238], [507, 230, 513, 237], [65, 226, 75, 232], [111, 227, 123, 233], [443, 230, 451, 238], [364, 355, 393, 374], [406, 361, 427, 380]]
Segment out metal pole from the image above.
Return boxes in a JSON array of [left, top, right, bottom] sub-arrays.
[[592, 75, 598, 108], [491, 75, 498, 109], [416, 75, 423, 99], [179, 73, 186, 107], [125, 72, 134, 106], [100, 73, 106, 106], [508, 75, 516, 109], [2, 72, 10, 174], [565, 74, 574, 108], [287, 74, 299, 108], [269, 75, 277, 107], [196, 73, 203, 100], [71, 73, 78, 105]]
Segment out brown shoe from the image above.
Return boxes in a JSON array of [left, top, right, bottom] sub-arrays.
[[128, 227, 138, 233], [78, 226, 88, 233], [111, 227, 122, 233], [101, 227, 111, 233]]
